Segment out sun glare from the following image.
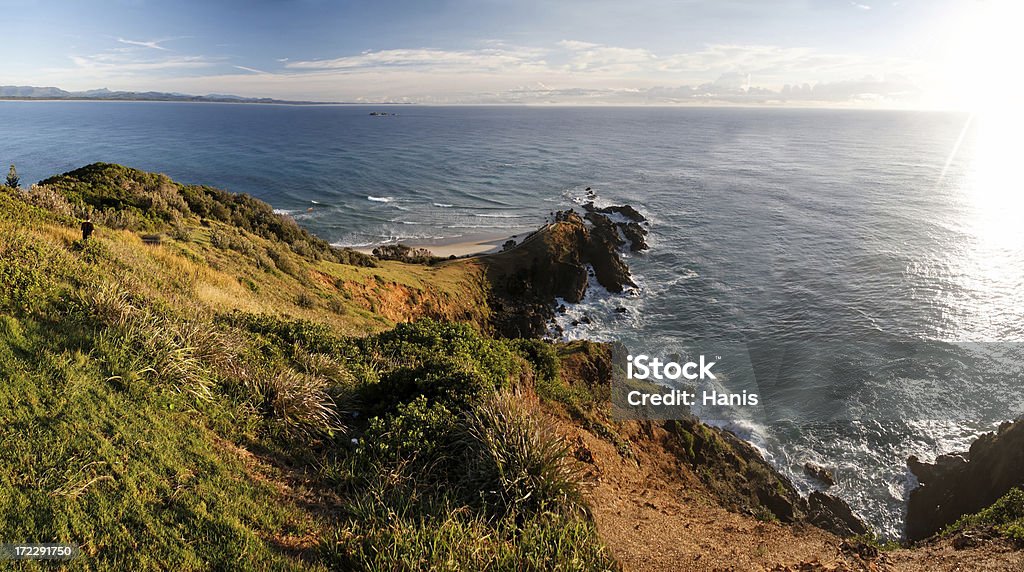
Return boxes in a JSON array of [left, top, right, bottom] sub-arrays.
[[938, 0, 1024, 115]]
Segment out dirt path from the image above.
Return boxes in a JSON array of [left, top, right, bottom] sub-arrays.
[[560, 419, 1022, 571]]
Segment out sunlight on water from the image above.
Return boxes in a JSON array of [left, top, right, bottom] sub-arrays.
[[949, 111, 1024, 341]]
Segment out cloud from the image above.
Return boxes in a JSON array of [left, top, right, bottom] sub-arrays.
[[23, 37, 927, 108], [559, 40, 655, 73], [117, 37, 170, 51], [287, 47, 547, 72], [850, 1, 872, 9]]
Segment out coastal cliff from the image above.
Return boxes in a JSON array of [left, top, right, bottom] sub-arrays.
[[1, 164, 1021, 571], [906, 419, 1024, 541]]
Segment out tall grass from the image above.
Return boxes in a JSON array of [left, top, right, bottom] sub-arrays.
[[463, 392, 587, 520]]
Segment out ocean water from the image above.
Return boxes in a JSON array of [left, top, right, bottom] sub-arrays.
[[3, 102, 1022, 538]]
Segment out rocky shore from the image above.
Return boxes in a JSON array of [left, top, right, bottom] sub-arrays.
[[906, 419, 1024, 541]]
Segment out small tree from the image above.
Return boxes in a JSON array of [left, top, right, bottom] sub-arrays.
[[6, 165, 19, 189]]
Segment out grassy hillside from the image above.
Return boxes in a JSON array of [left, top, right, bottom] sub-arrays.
[[0, 165, 615, 570]]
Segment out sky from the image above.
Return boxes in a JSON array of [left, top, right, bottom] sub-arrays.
[[0, 0, 1014, 108]]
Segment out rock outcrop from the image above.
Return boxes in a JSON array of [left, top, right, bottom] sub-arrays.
[[905, 419, 1024, 541], [480, 208, 638, 337], [583, 201, 649, 251]]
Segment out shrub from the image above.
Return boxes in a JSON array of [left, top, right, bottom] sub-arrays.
[[0, 229, 56, 314], [355, 396, 459, 482], [372, 244, 438, 264], [70, 238, 110, 263], [367, 320, 521, 391], [19, 184, 76, 218], [370, 360, 496, 413], [946, 487, 1024, 542]]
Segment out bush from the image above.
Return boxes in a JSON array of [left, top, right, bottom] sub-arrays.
[[372, 244, 438, 264], [366, 320, 521, 391], [0, 230, 57, 314], [355, 396, 460, 482], [369, 360, 496, 413], [946, 487, 1024, 542]]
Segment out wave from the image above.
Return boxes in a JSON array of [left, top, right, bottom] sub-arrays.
[[367, 196, 394, 203], [474, 213, 528, 219], [272, 208, 297, 215], [433, 203, 454, 208]]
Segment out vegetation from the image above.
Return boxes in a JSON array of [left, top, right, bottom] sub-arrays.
[[0, 165, 616, 570], [38, 163, 375, 266], [371, 243, 439, 264], [944, 488, 1024, 543], [6, 163, 19, 188]]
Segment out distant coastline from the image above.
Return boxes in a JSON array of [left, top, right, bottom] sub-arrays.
[[0, 85, 414, 106]]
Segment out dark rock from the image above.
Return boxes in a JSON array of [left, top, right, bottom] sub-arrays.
[[579, 315, 592, 325], [620, 221, 649, 251], [583, 202, 647, 222], [905, 419, 1024, 541], [806, 491, 869, 537], [840, 540, 879, 560], [614, 307, 627, 314], [803, 462, 836, 487], [556, 304, 567, 314], [583, 212, 634, 293]]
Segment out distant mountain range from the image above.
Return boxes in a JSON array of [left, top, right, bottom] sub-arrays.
[[0, 85, 332, 104]]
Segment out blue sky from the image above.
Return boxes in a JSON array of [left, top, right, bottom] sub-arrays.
[[0, 0, 1007, 107]]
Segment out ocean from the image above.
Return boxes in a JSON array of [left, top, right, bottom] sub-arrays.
[[3, 101, 1022, 538]]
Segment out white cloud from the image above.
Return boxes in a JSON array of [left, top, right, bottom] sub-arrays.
[[117, 37, 170, 51], [18, 38, 929, 108], [287, 47, 547, 72]]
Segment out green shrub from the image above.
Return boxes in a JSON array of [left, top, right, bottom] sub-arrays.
[[371, 243, 439, 264], [366, 319, 521, 391], [70, 237, 110, 263], [355, 396, 459, 482], [946, 487, 1024, 542], [0, 230, 57, 314]]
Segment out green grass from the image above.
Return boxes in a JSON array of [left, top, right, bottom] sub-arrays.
[[0, 166, 617, 570]]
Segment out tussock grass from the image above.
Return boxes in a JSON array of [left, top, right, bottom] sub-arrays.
[[464, 392, 587, 520]]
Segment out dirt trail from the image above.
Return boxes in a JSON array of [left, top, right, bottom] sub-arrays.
[[558, 419, 1023, 571]]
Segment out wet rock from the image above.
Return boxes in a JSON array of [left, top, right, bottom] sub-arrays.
[[906, 419, 1024, 541], [620, 221, 649, 251], [584, 202, 647, 222], [614, 307, 628, 314], [803, 462, 836, 487]]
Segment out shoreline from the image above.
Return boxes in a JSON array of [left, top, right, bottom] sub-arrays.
[[353, 229, 528, 258]]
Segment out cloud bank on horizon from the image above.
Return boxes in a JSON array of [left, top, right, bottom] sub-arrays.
[[0, 0, 1005, 109]]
